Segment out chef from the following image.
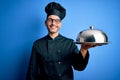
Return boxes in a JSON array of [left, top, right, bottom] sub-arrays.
[[26, 2, 95, 80]]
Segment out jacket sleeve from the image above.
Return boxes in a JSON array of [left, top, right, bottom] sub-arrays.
[[26, 44, 38, 80], [71, 42, 90, 71]]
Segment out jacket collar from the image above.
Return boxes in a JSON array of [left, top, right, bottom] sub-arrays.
[[46, 34, 63, 40]]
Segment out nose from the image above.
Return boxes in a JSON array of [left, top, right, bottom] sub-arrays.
[[51, 19, 56, 24]]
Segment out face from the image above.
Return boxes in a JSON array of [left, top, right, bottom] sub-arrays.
[[45, 15, 62, 34]]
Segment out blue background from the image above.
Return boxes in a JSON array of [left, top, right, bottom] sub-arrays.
[[0, 0, 120, 80]]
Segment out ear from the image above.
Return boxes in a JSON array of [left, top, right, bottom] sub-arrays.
[[60, 22, 62, 27]]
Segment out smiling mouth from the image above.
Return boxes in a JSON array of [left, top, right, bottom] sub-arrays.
[[50, 25, 56, 28]]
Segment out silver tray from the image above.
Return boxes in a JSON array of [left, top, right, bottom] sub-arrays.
[[75, 42, 109, 46]]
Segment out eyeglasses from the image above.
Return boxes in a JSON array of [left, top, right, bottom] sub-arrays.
[[46, 18, 61, 24]]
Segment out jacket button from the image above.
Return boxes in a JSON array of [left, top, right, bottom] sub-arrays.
[[58, 74, 62, 77], [58, 50, 61, 53], [58, 61, 61, 64]]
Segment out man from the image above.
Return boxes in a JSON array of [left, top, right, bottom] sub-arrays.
[[26, 2, 95, 80]]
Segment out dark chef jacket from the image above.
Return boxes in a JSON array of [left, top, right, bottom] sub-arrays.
[[26, 34, 89, 80]]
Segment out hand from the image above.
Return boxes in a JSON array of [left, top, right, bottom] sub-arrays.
[[81, 43, 97, 50], [80, 43, 97, 58]]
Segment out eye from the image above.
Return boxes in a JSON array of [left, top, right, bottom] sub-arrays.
[[55, 19, 61, 23], [46, 18, 61, 24]]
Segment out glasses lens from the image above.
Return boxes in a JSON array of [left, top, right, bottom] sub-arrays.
[[47, 18, 61, 24]]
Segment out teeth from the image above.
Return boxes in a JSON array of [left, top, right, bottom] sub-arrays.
[[51, 26, 56, 28]]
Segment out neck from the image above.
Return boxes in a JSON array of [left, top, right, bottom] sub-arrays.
[[48, 32, 59, 39]]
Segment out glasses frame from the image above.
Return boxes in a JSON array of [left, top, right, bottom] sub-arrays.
[[46, 18, 61, 24]]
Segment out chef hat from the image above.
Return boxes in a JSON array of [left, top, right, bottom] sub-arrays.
[[45, 2, 66, 20]]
